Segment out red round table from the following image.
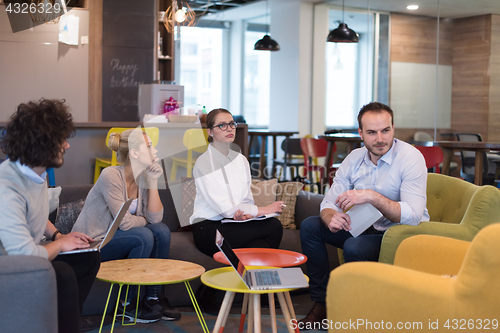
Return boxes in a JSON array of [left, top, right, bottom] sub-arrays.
[[213, 248, 307, 333], [213, 248, 307, 267]]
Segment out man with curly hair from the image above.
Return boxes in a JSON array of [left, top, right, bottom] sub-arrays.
[[0, 99, 100, 333]]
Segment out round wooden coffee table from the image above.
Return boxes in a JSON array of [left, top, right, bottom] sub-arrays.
[[96, 258, 207, 333]]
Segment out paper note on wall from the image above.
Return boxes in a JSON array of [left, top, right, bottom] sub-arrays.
[[59, 15, 79, 45]]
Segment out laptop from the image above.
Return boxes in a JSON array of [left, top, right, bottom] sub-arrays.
[[59, 198, 133, 255], [215, 230, 309, 290]]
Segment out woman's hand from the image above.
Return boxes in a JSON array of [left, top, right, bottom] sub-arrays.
[[233, 209, 253, 221], [146, 162, 163, 181], [259, 201, 285, 216]]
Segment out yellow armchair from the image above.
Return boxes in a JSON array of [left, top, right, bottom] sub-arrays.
[[326, 223, 500, 332], [379, 173, 500, 264]]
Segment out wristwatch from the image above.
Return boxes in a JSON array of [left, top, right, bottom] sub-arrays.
[[52, 230, 61, 241]]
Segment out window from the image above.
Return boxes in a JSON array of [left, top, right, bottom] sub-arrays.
[[178, 27, 223, 111], [243, 30, 271, 127], [325, 10, 389, 129]]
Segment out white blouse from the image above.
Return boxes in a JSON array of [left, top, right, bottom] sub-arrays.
[[190, 144, 258, 224]]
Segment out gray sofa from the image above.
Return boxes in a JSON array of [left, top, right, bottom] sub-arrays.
[[1, 183, 340, 321]]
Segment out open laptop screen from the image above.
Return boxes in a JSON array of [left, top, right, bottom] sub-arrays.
[[216, 230, 245, 277]]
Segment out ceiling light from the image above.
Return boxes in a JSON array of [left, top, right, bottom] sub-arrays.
[[327, 0, 359, 43], [164, 1, 196, 33], [174, 8, 187, 23], [407, 5, 419, 10], [254, 0, 280, 51]]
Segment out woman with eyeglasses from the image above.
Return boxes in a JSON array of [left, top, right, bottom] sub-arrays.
[[190, 108, 284, 257]]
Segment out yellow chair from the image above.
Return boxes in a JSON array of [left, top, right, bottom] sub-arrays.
[[326, 223, 500, 332], [170, 128, 209, 180], [93, 127, 160, 184]]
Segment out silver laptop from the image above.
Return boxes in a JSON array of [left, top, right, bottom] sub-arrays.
[[215, 230, 309, 290], [59, 198, 133, 255]]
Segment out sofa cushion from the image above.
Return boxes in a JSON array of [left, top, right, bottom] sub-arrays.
[[294, 191, 324, 229], [55, 199, 86, 234], [276, 182, 303, 229], [179, 177, 196, 229], [251, 178, 278, 207]]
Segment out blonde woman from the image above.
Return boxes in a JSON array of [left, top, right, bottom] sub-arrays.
[[72, 128, 180, 323]]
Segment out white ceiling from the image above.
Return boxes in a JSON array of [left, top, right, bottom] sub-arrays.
[[201, 0, 500, 23], [325, 0, 500, 19]]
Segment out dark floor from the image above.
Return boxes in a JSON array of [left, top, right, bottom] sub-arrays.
[[82, 289, 326, 332]]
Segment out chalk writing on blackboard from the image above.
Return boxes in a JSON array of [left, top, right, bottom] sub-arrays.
[[112, 94, 138, 107], [109, 58, 144, 88]]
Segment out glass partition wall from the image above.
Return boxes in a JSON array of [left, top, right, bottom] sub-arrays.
[[318, 1, 500, 144]]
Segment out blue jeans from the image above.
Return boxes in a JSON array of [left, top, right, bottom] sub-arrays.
[[300, 216, 384, 305], [101, 223, 171, 300]]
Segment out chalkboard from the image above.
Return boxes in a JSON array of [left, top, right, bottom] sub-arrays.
[[102, 0, 156, 122]]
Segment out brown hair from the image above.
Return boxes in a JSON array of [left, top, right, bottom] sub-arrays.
[[1, 98, 75, 167], [107, 128, 147, 163], [206, 108, 232, 143], [357, 102, 394, 130]]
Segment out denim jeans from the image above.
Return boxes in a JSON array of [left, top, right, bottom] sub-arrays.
[[300, 216, 384, 305], [100, 223, 171, 300]]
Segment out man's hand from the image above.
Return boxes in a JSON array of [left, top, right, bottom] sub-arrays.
[[233, 209, 253, 221], [57, 232, 94, 252], [328, 211, 351, 233], [335, 189, 375, 212]]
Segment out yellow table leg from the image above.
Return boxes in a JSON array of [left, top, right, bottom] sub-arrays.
[[185, 281, 209, 333], [99, 283, 116, 333], [120, 285, 140, 326]]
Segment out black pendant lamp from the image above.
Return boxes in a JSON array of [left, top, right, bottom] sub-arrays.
[[327, 0, 359, 43], [255, 0, 280, 51]]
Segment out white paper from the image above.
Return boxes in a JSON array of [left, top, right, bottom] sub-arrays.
[[58, 15, 79, 45], [221, 213, 278, 223], [347, 203, 383, 237]]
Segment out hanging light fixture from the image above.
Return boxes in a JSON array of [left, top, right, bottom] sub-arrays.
[[327, 0, 359, 43], [164, 0, 196, 33], [254, 0, 280, 51]]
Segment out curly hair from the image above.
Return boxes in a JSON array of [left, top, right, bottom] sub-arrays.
[[1, 99, 75, 167], [357, 102, 394, 130]]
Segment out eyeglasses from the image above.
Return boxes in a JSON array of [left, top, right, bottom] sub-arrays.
[[213, 121, 238, 131]]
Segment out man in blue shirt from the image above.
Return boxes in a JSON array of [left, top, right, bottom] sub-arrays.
[[298, 102, 429, 328]]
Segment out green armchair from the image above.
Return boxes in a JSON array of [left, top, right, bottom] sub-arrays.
[[379, 173, 500, 264]]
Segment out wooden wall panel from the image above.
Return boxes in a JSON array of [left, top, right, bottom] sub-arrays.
[[451, 15, 491, 139], [391, 13, 453, 65], [488, 15, 500, 142], [88, 0, 103, 122]]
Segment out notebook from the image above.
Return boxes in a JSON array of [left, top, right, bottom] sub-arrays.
[[346, 202, 383, 238], [58, 198, 133, 255], [215, 230, 309, 290]]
